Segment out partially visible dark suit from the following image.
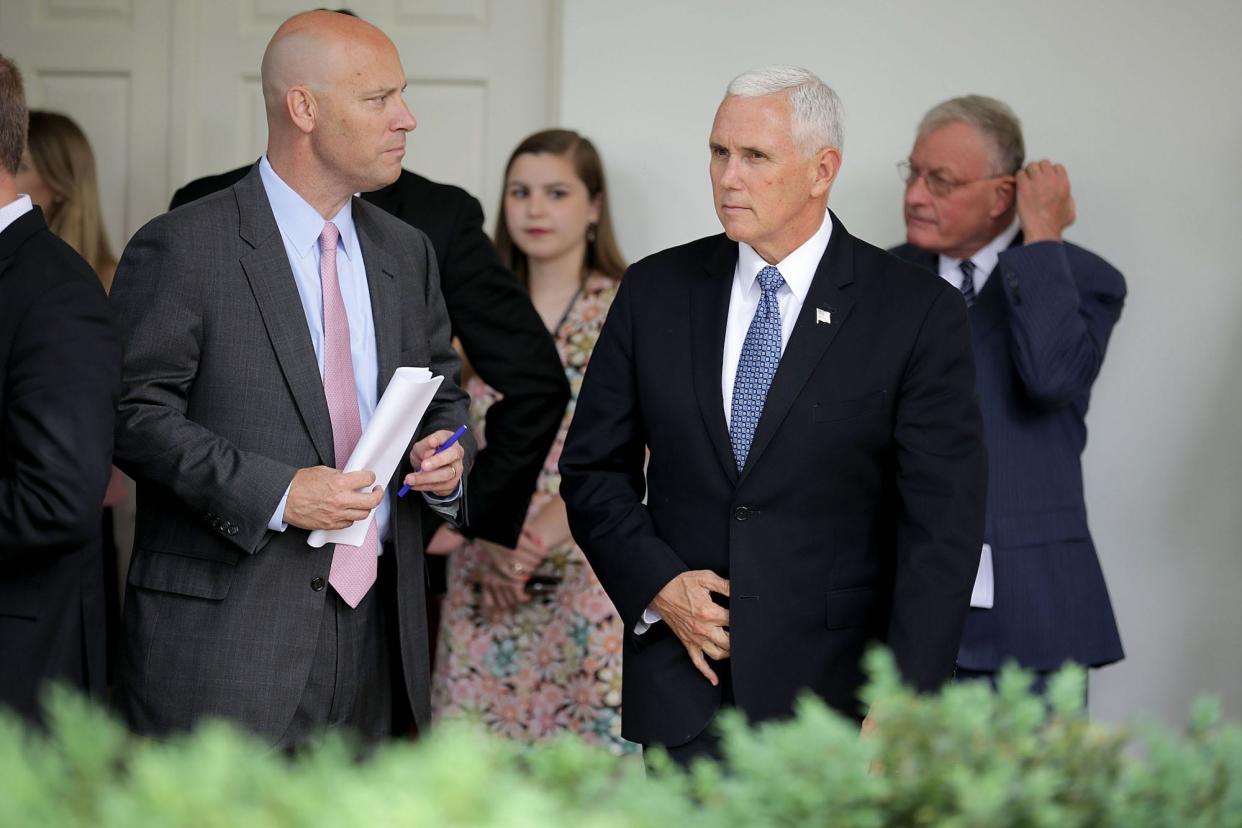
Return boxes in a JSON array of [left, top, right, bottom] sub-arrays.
[[171, 166, 568, 565], [113, 168, 472, 743], [560, 213, 986, 748], [890, 236, 1125, 672], [0, 206, 121, 722]]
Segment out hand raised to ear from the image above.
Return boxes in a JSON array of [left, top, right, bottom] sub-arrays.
[[1016, 159, 1076, 243]]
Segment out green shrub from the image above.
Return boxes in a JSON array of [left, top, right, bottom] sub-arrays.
[[1, 649, 1237, 827]]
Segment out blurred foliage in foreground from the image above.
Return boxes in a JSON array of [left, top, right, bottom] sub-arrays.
[[1, 649, 1238, 827]]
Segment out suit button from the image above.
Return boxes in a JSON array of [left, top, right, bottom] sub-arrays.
[[733, 506, 752, 522], [310, 577, 325, 592], [226, 524, 238, 536], [1006, 271, 1022, 304]]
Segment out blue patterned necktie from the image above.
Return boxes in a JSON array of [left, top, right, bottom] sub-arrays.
[[959, 259, 977, 308], [730, 265, 785, 472]]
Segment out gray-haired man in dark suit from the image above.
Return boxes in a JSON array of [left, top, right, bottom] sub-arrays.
[[890, 96, 1125, 698], [111, 11, 471, 747]]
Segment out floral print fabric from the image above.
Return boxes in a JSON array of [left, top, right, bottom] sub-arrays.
[[430, 276, 637, 756]]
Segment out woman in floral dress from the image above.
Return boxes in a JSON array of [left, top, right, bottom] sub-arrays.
[[430, 130, 636, 755]]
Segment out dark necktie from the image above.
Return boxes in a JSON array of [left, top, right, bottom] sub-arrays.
[[959, 259, 977, 308], [730, 265, 785, 472]]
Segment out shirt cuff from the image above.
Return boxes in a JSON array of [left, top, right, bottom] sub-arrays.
[[634, 607, 663, 635], [268, 484, 292, 532], [422, 481, 463, 522]]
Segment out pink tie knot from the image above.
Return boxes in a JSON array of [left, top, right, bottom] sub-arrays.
[[320, 221, 340, 254]]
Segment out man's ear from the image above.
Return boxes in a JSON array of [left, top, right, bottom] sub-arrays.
[[287, 86, 317, 134], [811, 146, 842, 198], [989, 176, 1016, 219]]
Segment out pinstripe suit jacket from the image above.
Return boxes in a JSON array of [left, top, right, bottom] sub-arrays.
[[890, 236, 1125, 671], [110, 167, 471, 741]]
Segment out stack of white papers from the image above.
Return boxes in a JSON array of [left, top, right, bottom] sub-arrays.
[[308, 367, 444, 549]]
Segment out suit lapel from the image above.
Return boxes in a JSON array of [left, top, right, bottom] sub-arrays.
[[354, 201, 401, 396], [235, 169, 336, 467], [690, 237, 740, 483], [740, 212, 857, 482]]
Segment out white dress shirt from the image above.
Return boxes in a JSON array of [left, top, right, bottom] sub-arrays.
[[0, 194, 33, 234], [640, 210, 834, 632], [937, 220, 1020, 295], [259, 157, 457, 542], [722, 210, 833, 425]]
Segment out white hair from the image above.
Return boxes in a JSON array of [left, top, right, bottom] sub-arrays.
[[726, 65, 844, 155]]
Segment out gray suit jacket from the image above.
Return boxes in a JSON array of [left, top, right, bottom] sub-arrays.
[[110, 167, 472, 742]]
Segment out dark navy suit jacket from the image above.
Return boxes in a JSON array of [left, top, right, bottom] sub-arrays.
[[890, 235, 1125, 671], [1, 207, 121, 721]]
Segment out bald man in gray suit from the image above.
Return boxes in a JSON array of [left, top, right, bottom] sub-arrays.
[[111, 11, 471, 747]]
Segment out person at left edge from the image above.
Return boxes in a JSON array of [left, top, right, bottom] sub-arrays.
[[0, 54, 122, 725], [110, 11, 471, 747], [18, 109, 133, 690]]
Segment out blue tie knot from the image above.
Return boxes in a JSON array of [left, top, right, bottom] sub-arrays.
[[757, 265, 784, 295]]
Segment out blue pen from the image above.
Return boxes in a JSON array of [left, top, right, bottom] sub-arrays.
[[397, 424, 468, 497]]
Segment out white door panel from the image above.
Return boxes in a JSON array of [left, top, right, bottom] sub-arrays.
[[0, 0, 174, 256], [0, 0, 556, 247], [178, 0, 556, 230]]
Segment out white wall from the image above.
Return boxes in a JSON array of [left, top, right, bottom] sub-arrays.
[[560, 0, 1242, 727]]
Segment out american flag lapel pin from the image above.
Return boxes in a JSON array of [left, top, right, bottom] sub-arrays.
[[816, 307, 832, 325]]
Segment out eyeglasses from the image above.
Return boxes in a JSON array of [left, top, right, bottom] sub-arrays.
[[897, 161, 1011, 198]]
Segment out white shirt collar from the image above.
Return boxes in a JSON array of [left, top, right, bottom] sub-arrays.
[[259, 155, 360, 262], [736, 210, 833, 302], [0, 195, 34, 236], [938, 219, 1020, 282]]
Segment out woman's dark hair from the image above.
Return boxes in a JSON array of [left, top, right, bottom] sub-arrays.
[[494, 129, 626, 286]]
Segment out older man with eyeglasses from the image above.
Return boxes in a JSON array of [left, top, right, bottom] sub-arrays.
[[890, 96, 1126, 704]]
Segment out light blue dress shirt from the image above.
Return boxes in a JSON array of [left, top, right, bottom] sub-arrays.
[[259, 157, 457, 542]]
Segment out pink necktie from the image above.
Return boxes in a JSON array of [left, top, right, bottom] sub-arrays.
[[320, 221, 378, 608]]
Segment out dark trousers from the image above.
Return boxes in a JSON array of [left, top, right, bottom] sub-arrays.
[[278, 549, 411, 749], [101, 508, 119, 686]]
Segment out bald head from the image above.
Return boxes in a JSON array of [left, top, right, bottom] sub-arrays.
[[261, 10, 392, 125], [259, 10, 415, 216]]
